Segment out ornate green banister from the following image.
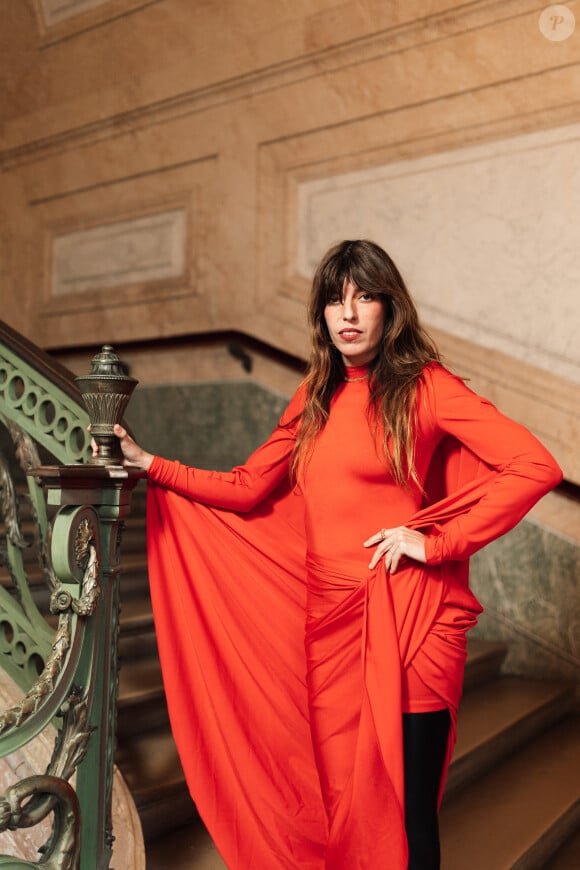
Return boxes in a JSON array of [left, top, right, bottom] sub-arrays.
[[0, 321, 143, 869]]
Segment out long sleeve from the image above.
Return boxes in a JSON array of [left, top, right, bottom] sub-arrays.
[[422, 365, 563, 564], [146, 384, 305, 512]]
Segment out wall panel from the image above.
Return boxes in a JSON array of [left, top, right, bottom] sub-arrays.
[[26, 155, 217, 344]]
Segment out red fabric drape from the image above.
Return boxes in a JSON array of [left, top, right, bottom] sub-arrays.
[[146, 440, 493, 869]]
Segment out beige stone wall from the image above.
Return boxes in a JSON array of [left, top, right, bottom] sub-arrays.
[[1, 0, 579, 484]]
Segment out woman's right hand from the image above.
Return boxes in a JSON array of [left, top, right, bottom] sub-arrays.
[[91, 424, 154, 471]]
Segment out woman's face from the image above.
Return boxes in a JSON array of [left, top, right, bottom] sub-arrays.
[[324, 279, 385, 367]]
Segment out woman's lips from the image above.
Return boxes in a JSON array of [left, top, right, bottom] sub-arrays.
[[338, 329, 362, 341]]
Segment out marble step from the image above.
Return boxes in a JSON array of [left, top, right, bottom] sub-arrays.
[[117, 656, 168, 737], [115, 636, 508, 746], [445, 676, 575, 797], [117, 634, 508, 745], [146, 817, 226, 870], [119, 595, 154, 634], [120, 660, 569, 847], [547, 825, 580, 869], [0, 550, 149, 603], [440, 715, 580, 870], [115, 726, 196, 842], [143, 711, 580, 867], [462, 637, 507, 690]]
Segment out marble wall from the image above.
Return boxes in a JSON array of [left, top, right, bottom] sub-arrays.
[[470, 515, 580, 684], [124, 380, 289, 471]]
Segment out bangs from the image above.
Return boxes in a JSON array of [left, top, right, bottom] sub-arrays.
[[318, 260, 352, 305], [311, 239, 398, 321], [318, 253, 389, 305]]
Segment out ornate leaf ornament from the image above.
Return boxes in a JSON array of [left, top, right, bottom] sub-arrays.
[[0, 616, 71, 736], [0, 450, 28, 549]]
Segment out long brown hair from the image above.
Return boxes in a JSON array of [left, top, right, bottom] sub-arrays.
[[291, 239, 440, 486]]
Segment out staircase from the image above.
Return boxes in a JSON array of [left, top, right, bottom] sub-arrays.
[[113, 482, 579, 869], [2, 472, 578, 868], [440, 645, 579, 868], [115, 482, 197, 841]]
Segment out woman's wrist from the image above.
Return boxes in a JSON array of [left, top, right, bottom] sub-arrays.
[[140, 451, 155, 472]]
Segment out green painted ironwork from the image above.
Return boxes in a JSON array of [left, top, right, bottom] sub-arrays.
[[0, 343, 91, 466], [0, 322, 142, 869], [0, 415, 57, 691]]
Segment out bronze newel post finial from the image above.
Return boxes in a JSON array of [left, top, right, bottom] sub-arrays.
[[75, 345, 138, 465]]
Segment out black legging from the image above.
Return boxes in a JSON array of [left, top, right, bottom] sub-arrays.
[[403, 709, 451, 870]]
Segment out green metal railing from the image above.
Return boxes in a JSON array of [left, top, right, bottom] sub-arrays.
[[0, 321, 141, 869]]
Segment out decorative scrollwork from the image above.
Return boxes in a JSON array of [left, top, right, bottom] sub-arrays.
[[3, 419, 60, 593], [49, 589, 72, 614], [0, 691, 91, 866], [48, 689, 92, 782], [0, 775, 80, 869], [0, 451, 28, 549], [0, 505, 102, 735], [3, 418, 42, 477], [71, 518, 100, 617], [50, 517, 101, 618], [0, 616, 71, 736]]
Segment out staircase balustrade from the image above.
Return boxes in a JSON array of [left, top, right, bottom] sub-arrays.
[[0, 321, 142, 869]]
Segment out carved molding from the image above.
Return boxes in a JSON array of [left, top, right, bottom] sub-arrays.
[[23, 153, 219, 347], [34, 0, 159, 45], [40, 0, 118, 27], [255, 110, 580, 484], [34, 172, 205, 320], [295, 122, 580, 385], [5, 0, 573, 168], [51, 208, 186, 297], [0, 616, 71, 737]]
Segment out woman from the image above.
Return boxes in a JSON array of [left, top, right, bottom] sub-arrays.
[[106, 240, 562, 869]]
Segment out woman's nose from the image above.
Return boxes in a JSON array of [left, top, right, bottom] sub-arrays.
[[342, 299, 357, 320]]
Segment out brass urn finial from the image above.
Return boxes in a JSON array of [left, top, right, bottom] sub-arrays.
[[75, 346, 138, 465]]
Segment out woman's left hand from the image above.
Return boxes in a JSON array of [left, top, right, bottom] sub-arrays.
[[363, 526, 427, 572]]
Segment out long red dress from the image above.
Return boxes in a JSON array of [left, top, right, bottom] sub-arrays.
[[145, 363, 561, 869]]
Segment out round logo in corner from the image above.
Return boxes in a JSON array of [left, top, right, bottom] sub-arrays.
[[539, 5, 576, 41]]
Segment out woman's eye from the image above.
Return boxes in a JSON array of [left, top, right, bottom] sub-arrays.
[[327, 296, 341, 305], [359, 292, 375, 301]]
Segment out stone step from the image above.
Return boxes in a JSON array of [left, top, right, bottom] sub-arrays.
[[114, 726, 196, 842], [115, 636, 508, 750], [440, 715, 580, 870], [547, 825, 580, 869], [0, 548, 148, 593], [118, 647, 567, 850], [119, 596, 155, 638], [117, 657, 168, 738], [462, 637, 507, 690], [446, 676, 575, 797], [117, 515, 148, 553], [143, 711, 580, 867], [146, 817, 226, 870]]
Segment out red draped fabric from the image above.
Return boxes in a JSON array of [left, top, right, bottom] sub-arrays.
[[145, 364, 561, 869]]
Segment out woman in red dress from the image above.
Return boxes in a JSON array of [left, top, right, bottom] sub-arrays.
[[106, 240, 562, 869]]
